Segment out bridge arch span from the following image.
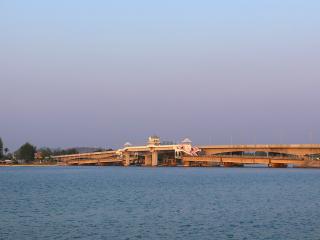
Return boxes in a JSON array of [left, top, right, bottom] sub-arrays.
[[200, 145, 320, 157]]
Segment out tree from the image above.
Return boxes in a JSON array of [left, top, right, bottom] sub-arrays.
[[16, 142, 37, 163], [38, 147, 53, 158], [94, 148, 105, 153], [3, 147, 10, 160], [0, 138, 3, 159], [5, 153, 13, 160], [53, 148, 78, 156]]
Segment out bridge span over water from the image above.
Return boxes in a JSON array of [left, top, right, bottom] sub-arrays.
[[200, 144, 320, 157], [53, 136, 320, 168]]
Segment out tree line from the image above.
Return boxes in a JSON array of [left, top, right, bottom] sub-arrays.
[[0, 137, 80, 163]]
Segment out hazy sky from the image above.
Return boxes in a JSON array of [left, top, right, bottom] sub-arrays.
[[1, 0, 320, 150]]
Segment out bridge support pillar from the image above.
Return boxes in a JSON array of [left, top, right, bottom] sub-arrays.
[[124, 153, 130, 166], [144, 154, 152, 166], [183, 161, 190, 167], [223, 162, 236, 167], [223, 162, 244, 167], [151, 151, 158, 166], [181, 157, 190, 166]]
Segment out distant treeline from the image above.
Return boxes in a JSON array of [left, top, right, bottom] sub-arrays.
[[39, 147, 79, 157], [0, 137, 111, 163], [0, 139, 38, 163]]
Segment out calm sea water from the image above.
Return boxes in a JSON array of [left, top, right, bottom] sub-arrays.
[[0, 166, 320, 240]]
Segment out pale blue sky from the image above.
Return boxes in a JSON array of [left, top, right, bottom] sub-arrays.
[[1, 1, 320, 150]]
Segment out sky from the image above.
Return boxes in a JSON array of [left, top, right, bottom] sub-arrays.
[[1, 0, 320, 151]]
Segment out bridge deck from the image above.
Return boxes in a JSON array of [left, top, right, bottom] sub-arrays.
[[182, 155, 306, 166], [67, 158, 122, 165]]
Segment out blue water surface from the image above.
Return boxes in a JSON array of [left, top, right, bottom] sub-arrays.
[[0, 166, 320, 240]]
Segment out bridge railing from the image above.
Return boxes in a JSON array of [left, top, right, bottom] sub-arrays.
[[202, 154, 310, 160]]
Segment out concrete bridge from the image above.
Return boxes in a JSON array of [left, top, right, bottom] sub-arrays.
[[54, 151, 121, 166], [182, 155, 320, 168], [199, 144, 320, 157], [52, 136, 320, 168]]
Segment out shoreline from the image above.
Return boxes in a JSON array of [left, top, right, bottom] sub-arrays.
[[0, 164, 58, 167], [1, 164, 320, 169]]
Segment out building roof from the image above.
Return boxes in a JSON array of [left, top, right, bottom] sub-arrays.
[[124, 142, 132, 147], [182, 138, 192, 144]]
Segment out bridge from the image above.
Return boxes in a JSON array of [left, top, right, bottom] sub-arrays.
[[199, 144, 320, 157], [52, 136, 320, 168], [182, 155, 320, 168], [54, 151, 121, 166]]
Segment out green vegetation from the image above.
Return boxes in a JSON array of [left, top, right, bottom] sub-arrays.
[[52, 148, 79, 156], [93, 148, 113, 152], [0, 137, 108, 164], [34, 147, 79, 162], [0, 137, 11, 160], [38, 147, 53, 159], [15, 142, 37, 163]]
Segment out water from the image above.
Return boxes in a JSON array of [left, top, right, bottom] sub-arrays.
[[0, 167, 320, 240]]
